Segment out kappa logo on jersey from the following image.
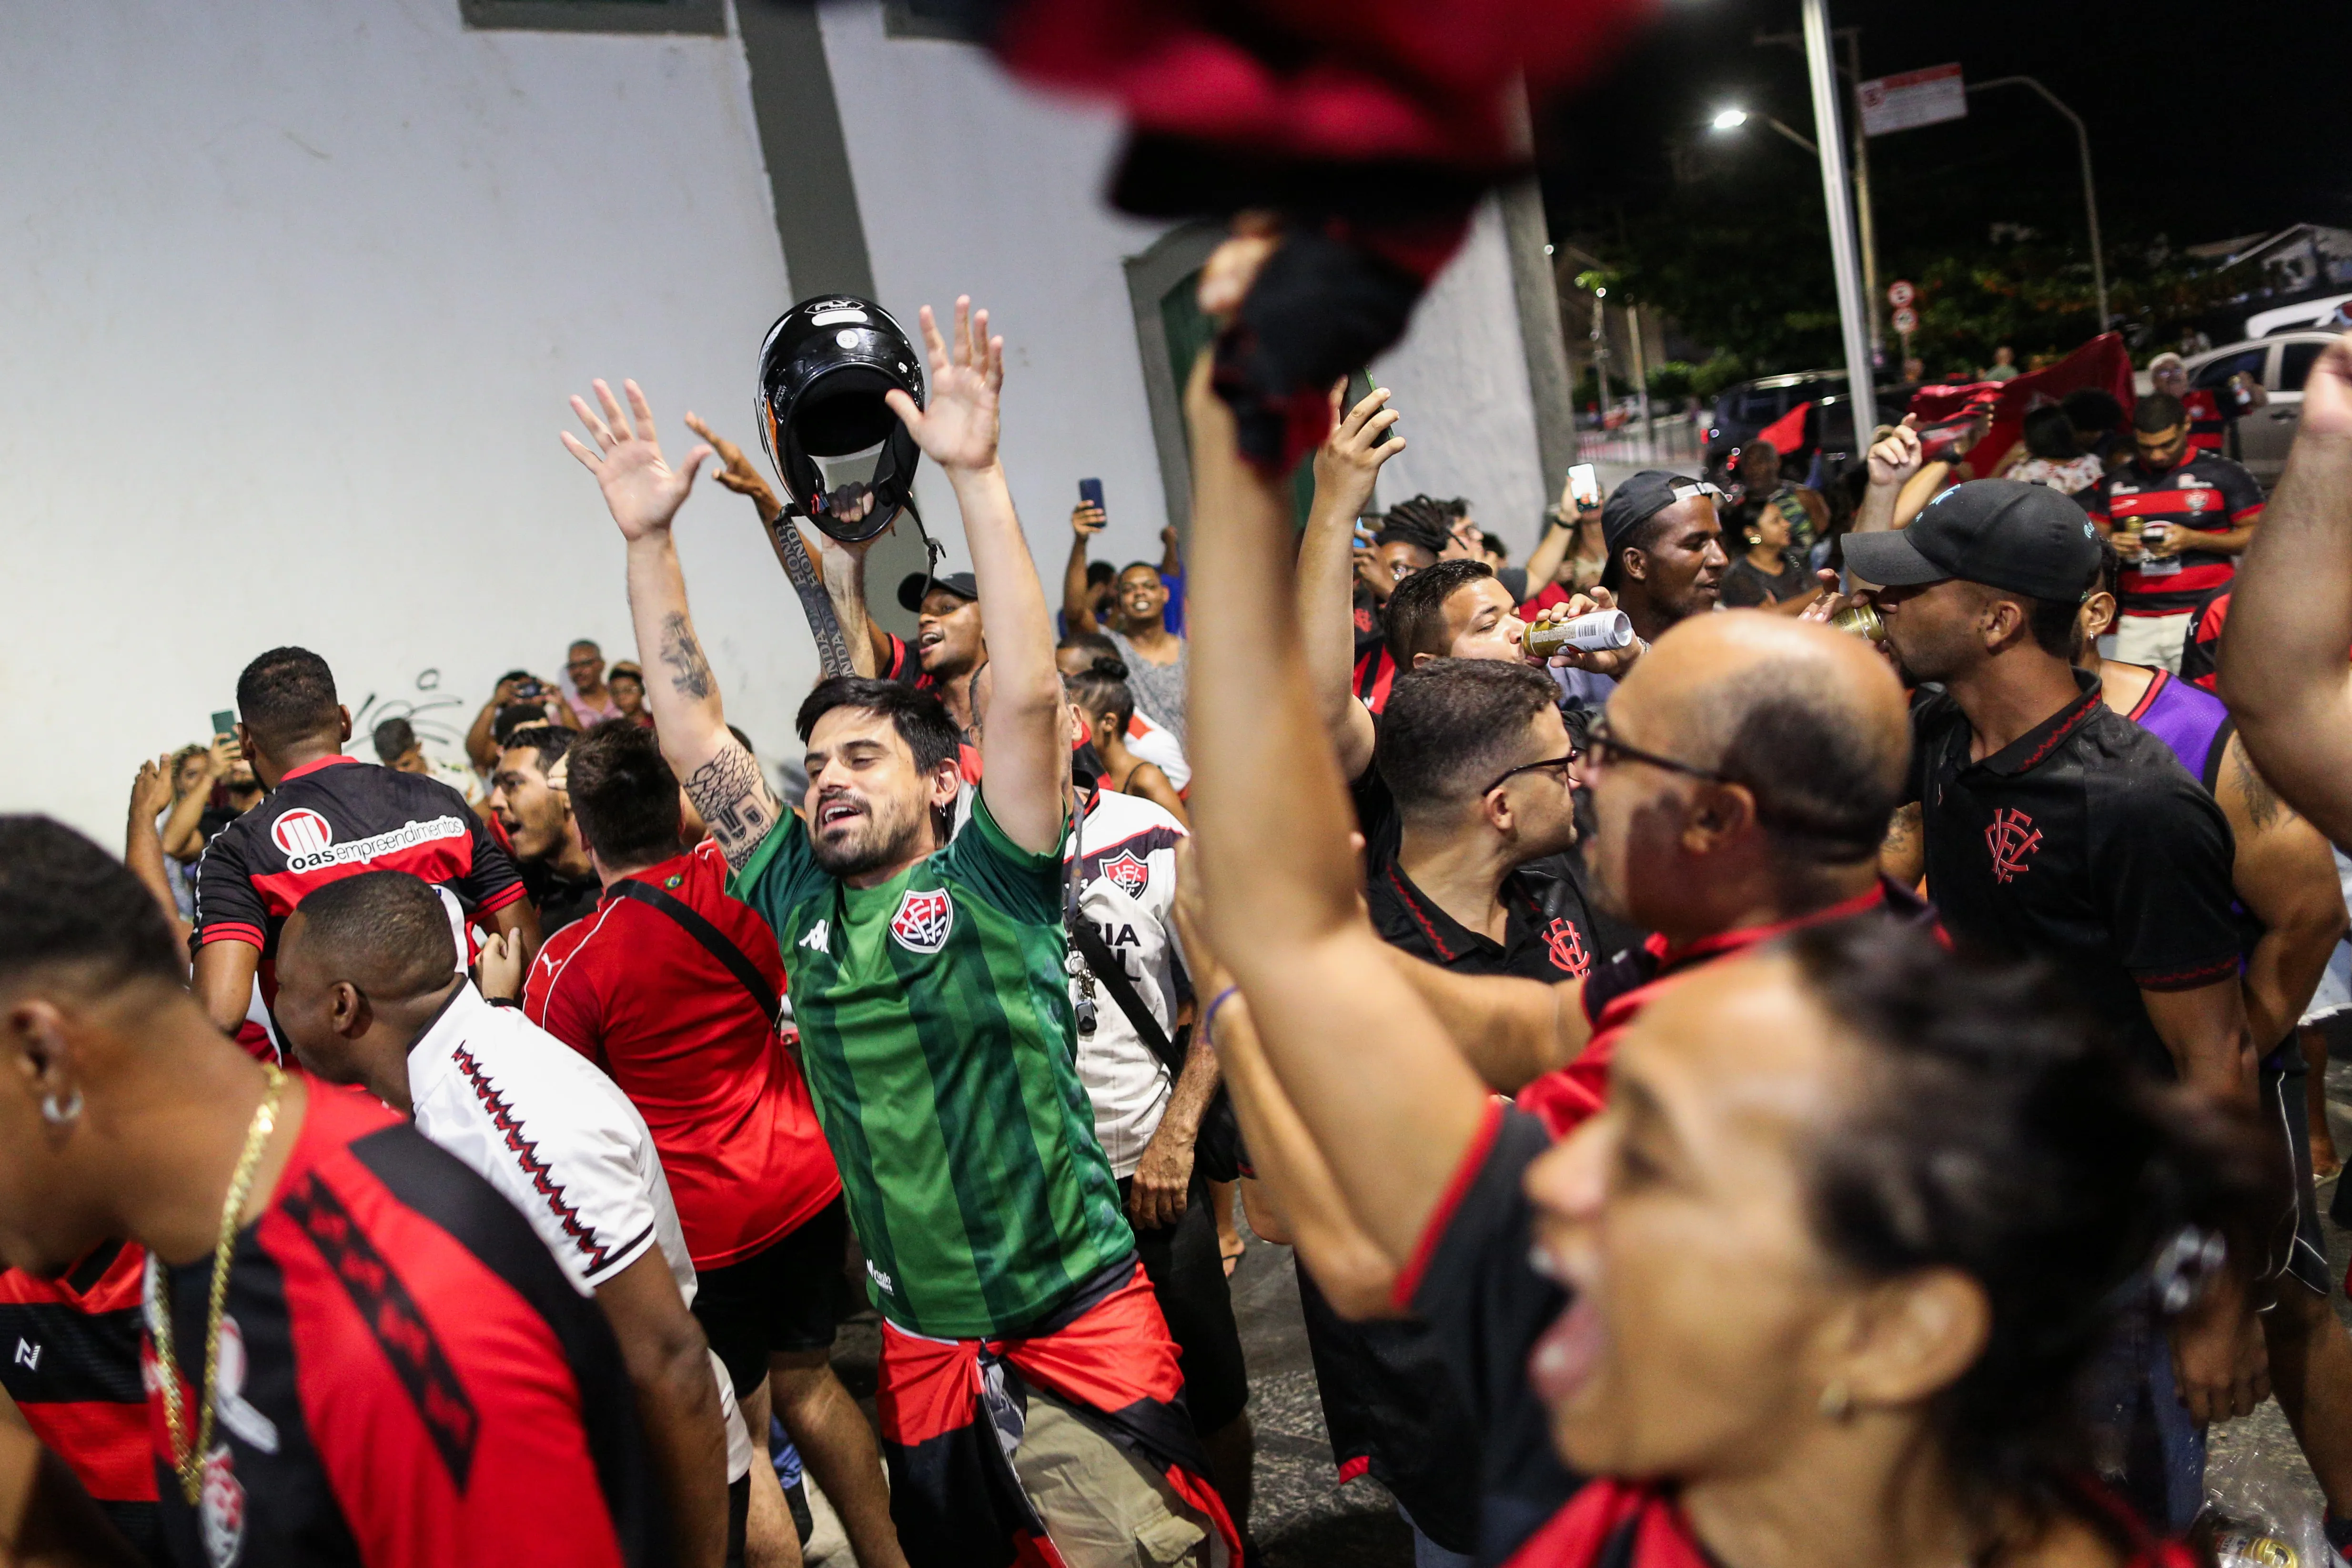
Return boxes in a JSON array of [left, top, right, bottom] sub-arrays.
[[800, 919, 832, 954], [1985, 808, 2043, 884], [889, 889, 955, 953], [1100, 850, 1150, 899], [270, 812, 469, 874], [271, 809, 334, 858]]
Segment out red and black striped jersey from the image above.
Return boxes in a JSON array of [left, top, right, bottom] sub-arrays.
[[143, 1078, 662, 1568], [192, 756, 524, 993], [2182, 385, 2233, 457], [2089, 454, 2264, 617], [0, 1242, 160, 1561]]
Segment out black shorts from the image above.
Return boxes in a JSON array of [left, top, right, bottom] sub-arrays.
[[694, 1197, 852, 1400], [2262, 1050, 2332, 1300], [1120, 1175, 1250, 1435]]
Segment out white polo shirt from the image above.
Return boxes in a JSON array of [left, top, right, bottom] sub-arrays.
[[1063, 789, 1189, 1178], [407, 981, 753, 1480]]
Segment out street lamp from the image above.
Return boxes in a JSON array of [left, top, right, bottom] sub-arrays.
[[1964, 75, 2110, 330], [1710, 106, 1817, 154]]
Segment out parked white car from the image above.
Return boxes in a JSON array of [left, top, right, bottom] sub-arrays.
[[2180, 331, 2341, 487]]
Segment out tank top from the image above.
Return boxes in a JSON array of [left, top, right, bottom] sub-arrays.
[[2125, 666, 2230, 789]]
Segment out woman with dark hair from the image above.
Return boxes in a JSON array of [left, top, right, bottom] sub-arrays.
[[1717, 499, 1824, 614], [1064, 656, 1189, 826], [2006, 405, 2106, 497], [1202, 917, 2269, 1568]]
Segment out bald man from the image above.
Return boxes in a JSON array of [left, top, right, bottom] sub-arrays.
[[1177, 375, 1918, 1561], [1375, 607, 1919, 1134]]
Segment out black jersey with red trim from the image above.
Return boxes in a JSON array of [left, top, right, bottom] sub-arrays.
[[1496, 1466, 2196, 1568], [2089, 453, 2264, 617], [2180, 591, 2229, 692], [192, 756, 524, 989], [1907, 672, 2241, 1079], [144, 1079, 660, 1568], [880, 631, 942, 693], [1513, 881, 1928, 1140], [1369, 855, 1612, 985], [0, 1242, 160, 1560]]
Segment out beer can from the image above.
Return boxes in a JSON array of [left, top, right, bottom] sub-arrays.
[[1832, 603, 1887, 643], [1525, 609, 1634, 657]]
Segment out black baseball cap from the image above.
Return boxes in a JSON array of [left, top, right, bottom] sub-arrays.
[[1601, 471, 1723, 556], [1841, 479, 2101, 603], [898, 570, 978, 614]]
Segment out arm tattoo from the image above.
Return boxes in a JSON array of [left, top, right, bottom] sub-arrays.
[[660, 611, 715, 700], [684, 745, 782, 869], [2230, 736, 2289, 832], [768, 517, 860, 678]]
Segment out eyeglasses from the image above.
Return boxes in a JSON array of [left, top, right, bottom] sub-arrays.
[[1482, 749, 1582, 795], [1582, 713, 1728, 784]]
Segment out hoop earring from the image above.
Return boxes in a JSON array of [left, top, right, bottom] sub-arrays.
[[1817, 1381, 1851, 1421], [41, 1089, 83, 1126]]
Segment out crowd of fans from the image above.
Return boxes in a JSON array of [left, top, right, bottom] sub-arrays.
[[7, 248, 2352, 1568]]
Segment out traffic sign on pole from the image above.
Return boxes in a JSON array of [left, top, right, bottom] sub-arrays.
[[1891, 305, 1919, 334], [1887, 280, 1916, 309]]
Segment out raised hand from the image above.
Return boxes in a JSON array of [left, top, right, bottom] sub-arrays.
[[130, 755, 175, 821], [683, 412, 783, 525], [887, 297, 1002, 475], [1866, 414, 1926, 491], [1312, 383, 1404, 522], [561, 378, 712, 542], [1072, 503, 1106, 537]]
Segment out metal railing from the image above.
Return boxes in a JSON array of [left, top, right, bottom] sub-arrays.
[[1575, 413, 1703, 467]]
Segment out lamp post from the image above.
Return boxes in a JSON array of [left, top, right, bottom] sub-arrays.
[[1965, 75, 2109, 330], [1799, 0, 1877, 441]]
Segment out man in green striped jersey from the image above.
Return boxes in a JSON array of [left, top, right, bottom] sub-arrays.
[[564, 298, 1238, 1566]]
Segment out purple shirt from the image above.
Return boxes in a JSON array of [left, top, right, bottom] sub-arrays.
[[2121, 666, 2230, 790]]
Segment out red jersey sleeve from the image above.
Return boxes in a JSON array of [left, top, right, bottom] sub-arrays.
[[191, 825, 267, 949]]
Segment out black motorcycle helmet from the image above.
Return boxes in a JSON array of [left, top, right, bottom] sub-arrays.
[[756, 295, 926, 543]]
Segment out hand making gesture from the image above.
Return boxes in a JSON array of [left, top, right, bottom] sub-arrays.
[[887, 296, 1003, 475], [1312, 382, 1404, 523], [683, 412, 784, 526], [1866, 414, 1927, 491], [561, 378, 712, 541]]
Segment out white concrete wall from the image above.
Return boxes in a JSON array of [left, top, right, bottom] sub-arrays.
[[0, 0, 1549, 842], [818, 1, 1174, 583], [0, 0, 808, 841], [817, 1, 1548, 570], [1370, 198, 1550, 556]]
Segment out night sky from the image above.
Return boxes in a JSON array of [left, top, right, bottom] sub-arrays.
[[1536, 0, 2349, 258]]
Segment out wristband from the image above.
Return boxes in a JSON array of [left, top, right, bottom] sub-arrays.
[[485, 995, 522, 1010], [1201, 985, 1242, 1047]]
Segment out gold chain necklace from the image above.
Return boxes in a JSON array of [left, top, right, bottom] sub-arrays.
[[151, 1063, 284, 1505]]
